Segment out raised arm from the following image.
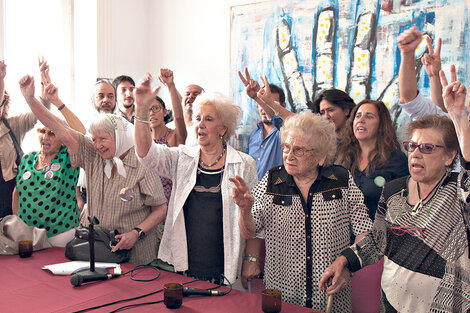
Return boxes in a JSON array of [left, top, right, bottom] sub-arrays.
[[134, 73, 161, 158], [398, 26, 422, 103], [440, 65, 470, 159], [258, 76, 294, 120], [19, 75, 80, 154], [159, 68, 186, 145], [422, 36, 446, 112], [0, 60, 5, 106]]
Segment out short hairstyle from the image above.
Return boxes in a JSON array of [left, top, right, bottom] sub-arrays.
[[94, 79, 116, 94], [311, 89, 355, 116], [112, 75, 135, 89], [192, 92, 242, 142], [269, 84, 286, 104], [337, 99, 400, 173], [88, 114, 116, 141], [407, 114, 459, 167], [280, 112, 337, 166]]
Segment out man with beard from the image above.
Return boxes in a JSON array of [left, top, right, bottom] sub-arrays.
[[247, 83, 287, 179], [113, 75, 136, 123], [92, 79, 116, 114]]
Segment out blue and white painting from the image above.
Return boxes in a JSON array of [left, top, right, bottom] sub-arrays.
[[230, 0, 470, 151]]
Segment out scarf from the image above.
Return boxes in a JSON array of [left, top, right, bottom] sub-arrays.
[[103, 115, 135, 178]]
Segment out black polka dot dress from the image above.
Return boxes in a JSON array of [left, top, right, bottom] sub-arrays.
[[16, 147, 80, 237], [251, 165, 373, 311]]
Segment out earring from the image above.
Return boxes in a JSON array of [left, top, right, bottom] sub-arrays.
[[219, 135, 224, 140]]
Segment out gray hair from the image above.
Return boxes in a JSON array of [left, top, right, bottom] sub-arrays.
[[192, 92, 242, 142], [88, 114, 116, 141], [280, 113, 337, 166]]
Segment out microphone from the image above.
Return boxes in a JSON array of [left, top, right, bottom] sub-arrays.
[[182, 287, 227, 296], [70, 271, 121, 287]]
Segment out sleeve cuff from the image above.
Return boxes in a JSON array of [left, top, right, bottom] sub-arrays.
[[340, 247, 362, 272]]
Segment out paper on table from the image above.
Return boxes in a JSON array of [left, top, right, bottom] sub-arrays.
[[42, 261, 119, 275]]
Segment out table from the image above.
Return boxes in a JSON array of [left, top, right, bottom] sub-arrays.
[[0, 247, 321, 313]]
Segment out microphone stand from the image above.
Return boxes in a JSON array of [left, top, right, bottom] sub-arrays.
[[74, 216, 108, 279]]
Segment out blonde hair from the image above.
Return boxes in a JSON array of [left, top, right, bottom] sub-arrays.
[[280, 112, 337, 166]]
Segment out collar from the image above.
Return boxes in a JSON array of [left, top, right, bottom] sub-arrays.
[[275, 165, 339, 187]]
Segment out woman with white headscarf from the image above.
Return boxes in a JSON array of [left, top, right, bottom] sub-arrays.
[[19, 75, 167, 265]]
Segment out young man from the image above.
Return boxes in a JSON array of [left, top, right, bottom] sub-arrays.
[[113, 75, 136, 123]]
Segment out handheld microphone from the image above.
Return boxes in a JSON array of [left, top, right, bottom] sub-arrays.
[[182, 287, 226, 296], [70, 271, 121, 287]]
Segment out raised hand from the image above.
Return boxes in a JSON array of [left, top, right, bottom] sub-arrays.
[[19, 75, 35, 99], [0, 60, 6, 80], [422, 36, 442, 78], [229, 175, 254, 212], [257, 75, 272, 102], [238, 68, 260, 99], [135, 72, 161, 109], [38, 56, 50, 84], [397, 26, 422, 54], [158, 68, 175, 87], [440, 65, 467, 116], [44, 83, 61, 106]]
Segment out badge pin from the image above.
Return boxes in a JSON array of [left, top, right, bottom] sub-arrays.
[[119, 187, 135, 202], [374, 176, 386, 188], [22, 171, 31, 180], [44, 171, 54, 180], [50, 163, 61, 171]]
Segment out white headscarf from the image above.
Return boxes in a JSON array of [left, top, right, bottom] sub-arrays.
[[102, 115, 135, 179]]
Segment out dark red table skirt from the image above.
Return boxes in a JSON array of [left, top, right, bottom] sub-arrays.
[[0, 247, 322, 313]]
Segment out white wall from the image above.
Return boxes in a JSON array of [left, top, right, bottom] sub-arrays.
[[148, 0, 265, 100]]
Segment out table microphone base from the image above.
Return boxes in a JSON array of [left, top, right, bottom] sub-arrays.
[[75, 268, 109, 276]]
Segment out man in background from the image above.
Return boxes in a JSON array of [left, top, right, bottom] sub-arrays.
[[92, 79, 116, 114], [113, 75, 136, 123]]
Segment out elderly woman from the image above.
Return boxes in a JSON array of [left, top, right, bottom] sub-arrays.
[[19, 75, 167, 265], [12, 81, 85, 246], [134, 73, 258, 286], [0, 60, 51, 218], [231, 112, 373, 311], [312, 89, 356, 133], [320, 68, 470, 312]]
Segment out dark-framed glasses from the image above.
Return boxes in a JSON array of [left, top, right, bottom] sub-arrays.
[[37, 128, 56, 137], [389, 226, 426, 239], [149, 105, 163, 113], [402, 141, 444, 154], [280, 143, 314, 157]]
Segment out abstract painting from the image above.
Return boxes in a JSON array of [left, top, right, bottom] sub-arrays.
[[230, 0, 470, 151]]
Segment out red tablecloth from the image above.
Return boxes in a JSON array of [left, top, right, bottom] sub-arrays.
[[0, 247, 321, 313]]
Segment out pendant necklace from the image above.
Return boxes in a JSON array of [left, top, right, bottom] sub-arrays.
[[411, 172, 447, 216], [39, 152, 54, 179]]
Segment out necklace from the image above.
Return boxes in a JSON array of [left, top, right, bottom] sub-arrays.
[[199, 146, 226, 168], [39, 152, 52, 172], [411, 172, 447, 215]]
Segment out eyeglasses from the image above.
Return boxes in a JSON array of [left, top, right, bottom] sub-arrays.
[[389, 226, 426, 239], [149, 106, 162, 113], [280, 143, 314, 157], [402, 141, 444, 154], [37, 129, 56, 137]]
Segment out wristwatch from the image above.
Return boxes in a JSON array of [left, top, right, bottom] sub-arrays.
[[133, 227, 146, 240]]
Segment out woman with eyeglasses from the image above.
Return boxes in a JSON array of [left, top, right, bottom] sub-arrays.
[[320, 67, 470, 312], [0, 59, 53, 218], [12, 79, 86, 246], [231, 112, 373, 311], [134, 73, 259, 288]]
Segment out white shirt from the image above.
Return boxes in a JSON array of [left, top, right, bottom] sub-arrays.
[[137, 143, 258, 283]]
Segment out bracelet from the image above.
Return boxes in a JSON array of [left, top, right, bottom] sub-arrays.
[[244, 254, 259, 263], [134, 115, 150, 124], [57, 103, 65, 111]]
